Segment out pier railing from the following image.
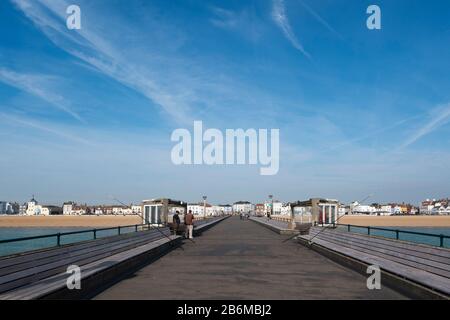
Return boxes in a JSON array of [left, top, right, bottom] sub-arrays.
[[0, 216, 227, 256], [0, 223, 151, 249], [321, 223, 450, 248]]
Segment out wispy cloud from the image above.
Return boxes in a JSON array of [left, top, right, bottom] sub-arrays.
[[0, 112, 92, 145], [401, 103, 450, 148], [271, 0, 310, 58], [0, 68, 84, 123], [298, 0, 343, 40], [209, 6, 263, 42], [10, 0, 194, 124]]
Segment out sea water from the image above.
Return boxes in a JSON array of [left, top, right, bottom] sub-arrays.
[[0, 226, 138, 257], [343, 226, 450, 248]]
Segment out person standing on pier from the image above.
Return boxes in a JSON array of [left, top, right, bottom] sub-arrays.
[[172, 210, 181, 236], [184, 210, 195, 239]]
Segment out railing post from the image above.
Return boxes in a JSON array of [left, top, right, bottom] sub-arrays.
[[368, 227, 371, 235], [396, 230, 399, 240], [57, 233, 61, 246], [440, 235, 444, 247], [118, 226, 121, 235], [135, 225, 138, 232], [347, 224, 350, 232], [93, 229, 97, 240]]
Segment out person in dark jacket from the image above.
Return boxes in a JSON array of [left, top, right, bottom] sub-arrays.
[[172, 210, 181, 235]]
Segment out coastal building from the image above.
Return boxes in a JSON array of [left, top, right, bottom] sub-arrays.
[[420, 198, 450, 215], [291, 198, 340, 225], [19, 203, 27, 215], [350, 202, 377, 215], [0, 201, 14, 214], [24, 197, 62, 216], [132, 205, 142, 214], [71, 205, 89, 215], [142, 198, 186, 225], [232, 201, 253, 214], [272, 201, 283, 215], [187, 202, 212, 216], [63, 201, 74, 215], [280, 203, 292, 215], [215, 204, 232, 215], [255, 203, 265, 216]]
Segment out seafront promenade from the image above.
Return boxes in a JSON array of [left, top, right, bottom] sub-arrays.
[[95, 216, 405, 299]]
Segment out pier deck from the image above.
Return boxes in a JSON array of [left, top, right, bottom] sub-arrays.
[[95, 216, 405, 299]]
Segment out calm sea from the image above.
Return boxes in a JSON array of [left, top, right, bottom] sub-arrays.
[[0, 226, 138, 257], [343, 226, 450, 248]]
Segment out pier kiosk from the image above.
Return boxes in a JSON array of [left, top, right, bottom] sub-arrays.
[[141, 198, 187, 226], [291, 198, 339, 226]]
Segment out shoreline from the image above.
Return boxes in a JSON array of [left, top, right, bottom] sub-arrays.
[[0, 215, 143, 228], [338, 215, 450, 227]]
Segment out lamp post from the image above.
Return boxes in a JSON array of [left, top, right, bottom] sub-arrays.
[[268, 194, 273, 217], [203, 196, 207, 219]]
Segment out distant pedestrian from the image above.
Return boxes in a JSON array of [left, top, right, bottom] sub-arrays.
[[172, 210, 181, 235], [267, 211, 271, 221], [184, 210, 195, 239]]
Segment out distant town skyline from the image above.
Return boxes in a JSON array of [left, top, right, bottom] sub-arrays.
[[1, 0, 449, 205]]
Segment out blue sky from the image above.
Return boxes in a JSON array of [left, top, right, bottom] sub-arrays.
[[0, 0, 449, 205]]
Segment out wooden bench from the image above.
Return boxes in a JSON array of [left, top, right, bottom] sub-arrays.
[[298, 227, 450, 299], [295, 223, 312, 235], [0, 227, 179, 299]]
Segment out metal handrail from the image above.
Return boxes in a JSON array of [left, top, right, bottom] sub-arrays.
[[0, 216, 226, 246], [0, 223, 149, 246], [329, 223, 450, 247]]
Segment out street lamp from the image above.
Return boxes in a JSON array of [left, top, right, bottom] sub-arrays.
[[268, 194, 273, 217], [203, 196, 207, 218]]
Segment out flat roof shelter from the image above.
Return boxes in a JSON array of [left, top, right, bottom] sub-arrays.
[[142, 198, 187, 226], [291, 198, 339, 225]]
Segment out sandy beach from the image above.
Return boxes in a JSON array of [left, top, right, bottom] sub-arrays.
[[0, 215, 142, 228], [338, 215, 450, 227]]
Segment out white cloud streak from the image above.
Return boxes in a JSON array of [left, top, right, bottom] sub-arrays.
[[401, 103, 450, 148], [298, 0, 343, 40], [271, 0, 310, 58], [0, 68, 84, 123], [10, 0, 193, 124], [0, 112, 93, 145]]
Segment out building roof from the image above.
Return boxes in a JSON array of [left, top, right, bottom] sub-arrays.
[[233, 201, 252, 204]]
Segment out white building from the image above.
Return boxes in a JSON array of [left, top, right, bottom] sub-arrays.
[[187, 203, 212, 216], [71, 205, 88, 215], [233, 201, 253, 214], [272, 201, 283, 215], [350, 202, 376, 215], [25, 197, 61, 215], [280, 203, 292, 215], [379, 205, 393, 216], [63, 202, 74, 215], [132, 205, 142, 214], [212, 205, 232, 215]]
